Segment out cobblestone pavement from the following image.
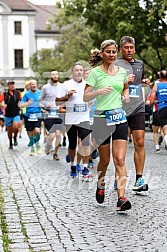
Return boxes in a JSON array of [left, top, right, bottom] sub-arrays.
[[0, 128, 167, 252]]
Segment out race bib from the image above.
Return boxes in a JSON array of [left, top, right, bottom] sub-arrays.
[[74, 104, 88, 112], [28, 113, 38, 121], [129, 84, 141, 98], [47, 109, 59, 118], [105, 108, 127, 126]]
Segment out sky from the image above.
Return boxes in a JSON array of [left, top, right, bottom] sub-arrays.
[[28, 0, 57, 5]]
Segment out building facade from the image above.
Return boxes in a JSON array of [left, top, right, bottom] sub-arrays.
[[0, 0, 59, 89]]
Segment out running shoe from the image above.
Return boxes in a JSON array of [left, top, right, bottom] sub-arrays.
[[29, 147, 35, 156], [82, 167, 92, 179], [116, 197, 131, 211], [36, 145, 41, 154], [53, 153, 60, 161], [154, 148, 160, 153], [132, 177, 148, 192], [92, 149, 99, 159], [13, 136, 18, 146], [165, 144, 167, 151], [82, 167, 90, 176], [70, 166, 77, 177], [88, 160, 94, 168], [96, 183, 105, 204], [114, 180, 117, 190], [128, 138, 133, 143], [66, 154, 70, 163], [76, 164, 82, 172]]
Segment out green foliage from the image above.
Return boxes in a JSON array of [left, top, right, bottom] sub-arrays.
[[55, 0, 167, 79], [30, 0, 167, 81], [30, 17, 94, 82]]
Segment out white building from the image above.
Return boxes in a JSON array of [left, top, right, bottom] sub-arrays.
[[0, 0, 60, 89]]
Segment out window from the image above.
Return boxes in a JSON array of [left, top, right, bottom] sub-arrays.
[[14, 50, 23, 68], [14, 21, 22, 34]]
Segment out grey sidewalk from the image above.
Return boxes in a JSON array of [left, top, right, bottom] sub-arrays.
[[0, 128, 167, 252]]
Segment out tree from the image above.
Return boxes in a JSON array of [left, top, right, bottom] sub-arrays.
[[30, 16, 94, 83], [56, 0, 167, 79]]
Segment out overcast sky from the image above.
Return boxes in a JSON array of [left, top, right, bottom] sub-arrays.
[[28, 0, 57, 5]]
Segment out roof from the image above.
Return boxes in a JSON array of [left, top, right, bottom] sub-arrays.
[[27, 1, 59, 32], [0, 0, 60, 33], [0, 0, 35, 11]]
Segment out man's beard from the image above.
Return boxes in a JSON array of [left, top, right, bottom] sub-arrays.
[[51, 78, 58, 83]]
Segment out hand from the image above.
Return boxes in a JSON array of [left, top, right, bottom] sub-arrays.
[[1, 102, 7, 109], [67, 90, 76, 98], [28, 99, 33, 105], [142, 78, 151, 86], [88, 100, 94, 106], [122, 95, 130, 103], [98, 86, 113, 95], [128, 74, 135, 84]]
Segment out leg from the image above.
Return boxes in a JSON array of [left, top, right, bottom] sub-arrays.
[[112, 139, 127, 198], [132, 129, 145, 176], [152, 125, 160, 152], [12, 121, 20, 146], [66, 125, 78, 177], [53, 130, 61, 160], [161, 125, 167, 149], [97, 143, 110, 182], [18, 119, 23, 138], [67, 125, 77, 163], [7, 125, 13, 147]]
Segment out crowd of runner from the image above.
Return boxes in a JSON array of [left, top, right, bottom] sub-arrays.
[[0, 36, 167, 212]]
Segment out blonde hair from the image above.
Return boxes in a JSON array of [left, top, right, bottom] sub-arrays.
[[89, 39, 118, 67]]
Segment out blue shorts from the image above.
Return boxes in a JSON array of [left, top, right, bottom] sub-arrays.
[[5, 115, 20, 127]]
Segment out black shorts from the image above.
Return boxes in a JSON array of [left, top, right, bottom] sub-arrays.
[[24, 116, 42, 131], [159, 107, 167, 128], [127, 112, 145, 131], [92, 117, 128, 146], [66, 121, 91, 149], [44, 117, 64, 133], [152, 111, 160, 126]]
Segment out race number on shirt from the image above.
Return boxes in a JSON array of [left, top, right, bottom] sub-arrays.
[[105, 108, 127, 126], [73, 104, 88, 112]]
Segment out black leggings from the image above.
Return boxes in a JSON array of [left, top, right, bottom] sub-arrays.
[[66, 122, 91, 150]]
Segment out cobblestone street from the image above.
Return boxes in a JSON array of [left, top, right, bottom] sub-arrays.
[[0, 129, 167, 252]]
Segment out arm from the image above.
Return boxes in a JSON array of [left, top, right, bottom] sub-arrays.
[[19, 99, 33, 108], [0, 94, 7, 109], [146, 93, 157, 106], [83, 84, 113, 102], [150, 85, 157, 105], [19, 93, 33, 108], [142, 78, 151, 86], [122, 82, 129, 102], [56, 90, 76, 102]]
